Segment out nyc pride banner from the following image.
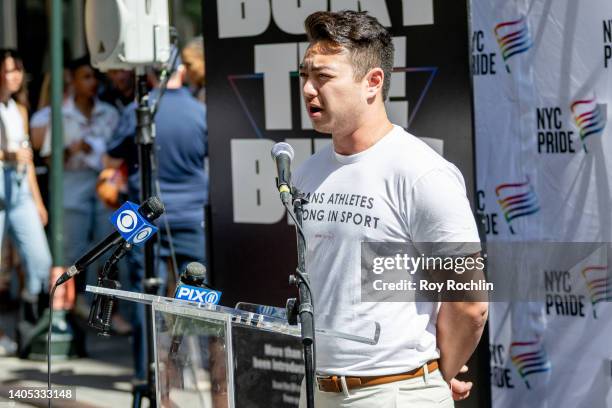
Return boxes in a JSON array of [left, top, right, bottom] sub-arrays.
[[471, 0, 612, 406]]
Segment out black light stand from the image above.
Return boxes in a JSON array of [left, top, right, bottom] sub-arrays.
[[285, 189, 316, 408], [130, 70, 160, 408], [131, 38, 180, 405]]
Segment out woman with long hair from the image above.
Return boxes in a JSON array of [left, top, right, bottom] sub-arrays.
[[0, 49, 52, 355]]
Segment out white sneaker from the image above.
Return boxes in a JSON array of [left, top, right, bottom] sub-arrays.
[[0, 334, 17, 356]]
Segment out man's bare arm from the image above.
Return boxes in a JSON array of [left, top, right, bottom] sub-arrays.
[[437, 300, 488, 382], [435, 253, 488, 382]]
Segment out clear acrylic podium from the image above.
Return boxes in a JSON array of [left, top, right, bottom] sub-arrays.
[[86, 286, 380, 408]]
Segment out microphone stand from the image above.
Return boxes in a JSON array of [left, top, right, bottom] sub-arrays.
[[132, 69, 159, 408], [89, 242, 132, 336], [131, 41, 179, 406], [286, 188, 316, 408]]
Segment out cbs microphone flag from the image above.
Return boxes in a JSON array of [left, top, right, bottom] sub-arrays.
[[110, 201, 158, 246]]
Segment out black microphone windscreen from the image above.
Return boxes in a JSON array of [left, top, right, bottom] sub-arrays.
[[138, 196, 165, 220], [181, 262, 208, 287]]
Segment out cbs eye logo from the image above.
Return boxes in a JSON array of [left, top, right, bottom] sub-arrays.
[[117, 210, 138, 233], [133, 227, 153, 244], [112, 204, 158, 246]]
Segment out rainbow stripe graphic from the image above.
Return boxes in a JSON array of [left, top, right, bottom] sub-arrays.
[[581, 265, 611, 318], [494, 17, 533, 73], [570, 99, 607, 153], [495, 178, 540, 234], [509, 339, 551, 389]]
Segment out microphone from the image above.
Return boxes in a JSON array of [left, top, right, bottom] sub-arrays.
[[87, 241, 132, 335], [271, 142, 295, 205], [55, 196, 165, 286], [170, 262, 220, 355], [177, 262, 209, 288], [174, 262, 221, 304]]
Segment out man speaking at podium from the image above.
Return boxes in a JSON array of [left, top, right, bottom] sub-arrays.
[[294, 11, 488, 407]]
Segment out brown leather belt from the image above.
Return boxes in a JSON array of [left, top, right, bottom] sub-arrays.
[[317, 360, 439, 393]]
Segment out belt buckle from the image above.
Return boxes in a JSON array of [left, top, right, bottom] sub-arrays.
[[330, 376, 341, 393], [317, 375, 343, 393], [315, 375, 329, 392]]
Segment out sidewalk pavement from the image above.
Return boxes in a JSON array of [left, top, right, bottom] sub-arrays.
[[0, 306, 145, 408]]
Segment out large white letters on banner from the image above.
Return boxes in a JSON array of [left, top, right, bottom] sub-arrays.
[[402, 0, 434, 26], [231, 138, 330, 224], [254, 43, 297, 130], [217, 0, 434, 38], [231, 139, 283, 223], [386, 36, 408, 128], [271, 0, 327, 34], [217, 0, 270, 39]]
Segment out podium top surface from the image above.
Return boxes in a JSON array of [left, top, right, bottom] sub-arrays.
[[86, 286, 379, 345]]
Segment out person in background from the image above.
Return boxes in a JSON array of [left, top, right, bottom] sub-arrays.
[[29, 69, 72, 152], [38, 56, 119, 317], [181, 36, 206, 104], [0, 49, 51, 356], [98, 69, 135, 114], [104, 58, 208, 380]]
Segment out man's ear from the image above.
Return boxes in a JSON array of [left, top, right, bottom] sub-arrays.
[[364, 67, 385, 99], [177, 64, 187, 81]]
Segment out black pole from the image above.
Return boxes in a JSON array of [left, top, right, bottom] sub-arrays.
[[291, 191, 315, 408], [50, 0, 64, 266], [134, 72, 159, 408]]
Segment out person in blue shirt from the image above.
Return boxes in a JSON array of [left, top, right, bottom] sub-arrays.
[[104, 61, 208, 380]]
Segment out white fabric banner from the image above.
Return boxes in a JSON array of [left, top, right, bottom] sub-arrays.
[[471, 0, 612, 406]]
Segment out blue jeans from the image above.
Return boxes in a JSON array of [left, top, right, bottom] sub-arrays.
[[62, 170, 114, 297], [0, 167, 52, 296], [63, 204, 113, 296], [127, 222, 207, 380]]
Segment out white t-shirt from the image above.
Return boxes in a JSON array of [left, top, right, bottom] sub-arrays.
[[0, 99, 27, 151], [293, 125, 480, 376], [30, 106, 51, 128], [39, 97, 119, 171]]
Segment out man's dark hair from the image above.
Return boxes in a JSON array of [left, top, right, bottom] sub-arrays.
[[304, 10, 394, 100], [68, 55, 92, 73]]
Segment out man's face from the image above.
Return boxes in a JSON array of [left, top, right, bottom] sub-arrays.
[[107, 69, 133, 95], [300, 45, 365, 135], [72, 65, 98, 99], [1, 57, 23, 95], [182, 49, 205, 87]]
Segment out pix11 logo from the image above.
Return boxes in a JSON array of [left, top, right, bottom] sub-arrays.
[[495, 178, 540, 234], [582, 265, 611, 318], [509, 339, 551, 389], [570, 98, 607, 153], [494, 16, 533, 73]]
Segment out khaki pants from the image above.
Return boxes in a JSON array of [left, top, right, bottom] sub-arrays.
[[299, 367, 454, 408]]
